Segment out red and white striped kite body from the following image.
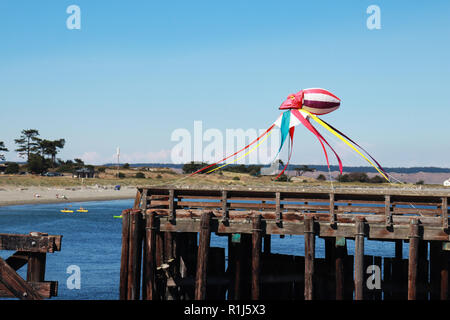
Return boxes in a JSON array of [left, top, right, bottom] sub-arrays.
[[279, 88, 341, 115]]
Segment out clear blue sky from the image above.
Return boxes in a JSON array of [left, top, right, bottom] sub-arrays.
[[1, 0, 449, 167]]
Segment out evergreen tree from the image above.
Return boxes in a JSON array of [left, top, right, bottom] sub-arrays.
[[14, 129, 40, 161], [0, 141, 8, 161]]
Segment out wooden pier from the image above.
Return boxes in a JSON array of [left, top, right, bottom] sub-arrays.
[[0, 232, 62, 299], [119, 185, 450, 300]]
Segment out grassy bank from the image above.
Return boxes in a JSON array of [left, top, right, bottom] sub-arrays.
[[0, 168, 443, 190]]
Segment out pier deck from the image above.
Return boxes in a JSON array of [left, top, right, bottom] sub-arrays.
[[120, 185, 450, 300]]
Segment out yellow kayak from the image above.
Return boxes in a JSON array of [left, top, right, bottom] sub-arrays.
[[60, 209, 74, 213], [77, 208, 88, 213]]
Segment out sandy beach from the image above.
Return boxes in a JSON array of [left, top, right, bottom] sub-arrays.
[[0, 185, 137, 207]]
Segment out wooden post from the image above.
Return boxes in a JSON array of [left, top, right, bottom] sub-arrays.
[[27, 232, 47, 283], [133, 189, 142, 209], [324, 237, 335, 299], [329, 193, 336, 225], [127, 209, 143, 300], [251, 213, 262, 300], [142, 211, 157, 300], [335, 238, 346, 300], [156, 230, 165, 267], [275, 192, 281, 225], [304, 216, 315, 300], [139, 188, 148, 209], [408, 219, 420, 300], [442, 197, 448, 230], [169, 189, 175, 223], [418, 241, 428, 299], [165, 232, 174, 262], [354, 217, 365, 300], [195, 211, 211, 300], [392, 240, 403, 299], [119, 209, 130, 300], [231, 234, 243, 300], [385, 195, 392, 227], [221, 190, 228, 224], [178, 232, 197, 300]]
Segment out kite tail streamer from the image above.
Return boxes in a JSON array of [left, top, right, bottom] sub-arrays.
[[275, 126, 295, 180], [303, 110, 389, 181], [291, 109, 343, 174], [206, 127, 274, 174], [189, 123, 276, 176], [318, 118, 389, 179]]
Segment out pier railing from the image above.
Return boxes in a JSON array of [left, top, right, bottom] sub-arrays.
[[120, 185, 450, 300]]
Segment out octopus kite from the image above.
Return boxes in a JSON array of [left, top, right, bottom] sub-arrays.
[[190, 88, 389, 182]]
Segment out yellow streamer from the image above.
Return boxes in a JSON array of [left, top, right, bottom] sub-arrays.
[[206, 128, 274, 174], [302, 110, 389, 181]]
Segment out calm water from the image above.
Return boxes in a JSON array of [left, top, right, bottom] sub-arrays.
[[0, 200, 406, 300]]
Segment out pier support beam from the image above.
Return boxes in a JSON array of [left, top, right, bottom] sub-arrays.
[[195, 211, 211, 300], [251, 213, 262, 300], [27, 232, 47, 283], [408, 219, 420, 300], [335, 237, 347, 300], [119, 210, 130, 300], [127, 210, 143, 300], [304, 216, 315, 300], [142, 212, 157, 300], [354, 217, 365, 300]]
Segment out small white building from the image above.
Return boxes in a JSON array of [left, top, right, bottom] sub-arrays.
[[444, 178, 450, 187]]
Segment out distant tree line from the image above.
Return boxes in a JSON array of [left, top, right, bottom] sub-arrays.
[[336, 172, 386, 183], [182, 162, 263, 176], [182, 162, 219, 174], [0, 129, 70, 174]]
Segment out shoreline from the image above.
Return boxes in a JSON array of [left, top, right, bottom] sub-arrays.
[[0, 195, 135, 207], [0, 185, 137, 208]]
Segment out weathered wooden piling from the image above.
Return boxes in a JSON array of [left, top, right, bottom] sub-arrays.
[[142, 211, 157, 300], [229, 234, 243, 300], [335, 237, 346, 300], [119, 209, 130, 300], [26, 232, 47, 283], [251, 213, 262, 300], [194, 211, 212, 300], [304, 215, 315, 300], [354, 217, 365, 300], [408, 219, 420, 300], [127, 209, 144, 300]]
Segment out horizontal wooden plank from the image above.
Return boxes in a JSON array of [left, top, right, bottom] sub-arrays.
[[152, 209, 449, 240], [142, 185, 450, 198], [0, 234, 62, 253], [149, 209, 443, 224], [0, 281, 57, 298]]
